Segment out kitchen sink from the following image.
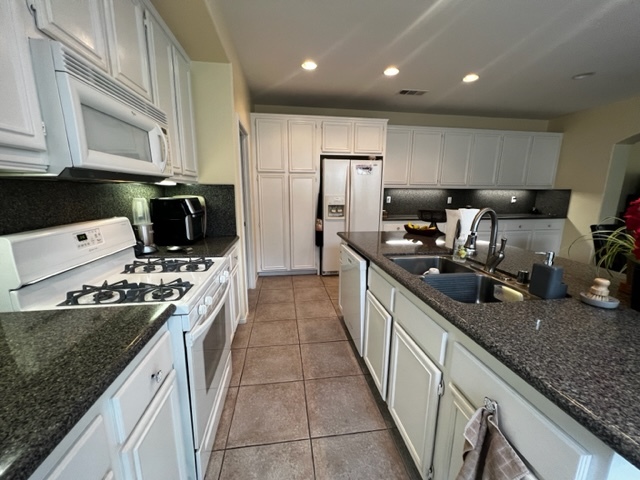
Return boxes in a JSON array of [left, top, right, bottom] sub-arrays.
[[387, 255, 475, 275], [422, 272, 533, 304]]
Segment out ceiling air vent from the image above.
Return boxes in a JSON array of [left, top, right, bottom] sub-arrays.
[[397, 89, 427, 96]]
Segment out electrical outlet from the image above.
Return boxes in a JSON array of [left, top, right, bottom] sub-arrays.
[[386, 196, 391, 204], [511, 196, 517, 203], [447, 197, 452, 204]]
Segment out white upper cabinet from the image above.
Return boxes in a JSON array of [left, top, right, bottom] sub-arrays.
[[31, 0, 152, 100], [321, 119, 387, 155], [172, 46, 198, 178], [468, 133, 502, 186], [31, 0, 110, 71], [255, 117, 288, 172], [104, 0, 152, 100], [410, 130, 443, 186], [526, 134, 563, 187], [386, 126, 562, 188], [0, 2, 48, 172], [383, 128, 412, 185], [496, 133, 532, 186], [439, 132, 473, 186]]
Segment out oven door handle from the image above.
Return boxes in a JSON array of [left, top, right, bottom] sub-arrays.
[[187, 280, 230, 347]]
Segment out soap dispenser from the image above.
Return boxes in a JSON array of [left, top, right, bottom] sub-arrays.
[[529, 251, 568, 299]]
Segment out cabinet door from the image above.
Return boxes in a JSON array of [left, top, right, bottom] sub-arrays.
[[105, 0, 151, 99], [502, 228, 532, 250], [409, 130, 443, 186], [321, 121, 352, 153], [120, 370, 189, 480], [288, 119, 316, 172], [354, 122, 385, 154], [497, 133, 532, 186], [172, 47, 198, 177], [257, 174, 289, 271], [384, 128, 411, 185], [255, 117, 287, 171], [146, 14, 180, 177], [435, 384, 476, 480], [46, 416, 113, 480], [530, 229, 562, 253], [526, 135, 562, 188], [364, 291, 392, 400], [468, 133, 502, 186], [289, 175, 317, 270], [388, 323, 442, 478], [0, 2, 47, 171], [32, 0, 110, 71], [439, 132, 473, 186]]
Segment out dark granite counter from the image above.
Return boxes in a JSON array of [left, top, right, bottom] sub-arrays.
[[339, 230, 640, 469], [0, 304, 175, 480], [383, 213, 566, 221], [137, 235, 238, 259]]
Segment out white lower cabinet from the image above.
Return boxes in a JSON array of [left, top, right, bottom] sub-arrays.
[[120, 370, 188, 480], [388, 323, 443, 479], [45, 415, 114, 480], [364, 290, 392, 400]]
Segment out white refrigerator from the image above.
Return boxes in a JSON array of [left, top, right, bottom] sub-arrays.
[[321, 158, 383, 274]]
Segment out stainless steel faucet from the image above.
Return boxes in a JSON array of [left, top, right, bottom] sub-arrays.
[[463, 208, 507, 273]]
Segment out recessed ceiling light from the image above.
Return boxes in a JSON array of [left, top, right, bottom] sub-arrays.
[[572, 72, 595, 80], [462, 73, 479, 83], [384, 66, 399, 76], [301, 60, 317, 71]]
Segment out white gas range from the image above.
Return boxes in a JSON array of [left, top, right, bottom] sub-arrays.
[[0, 217, 232, 479]]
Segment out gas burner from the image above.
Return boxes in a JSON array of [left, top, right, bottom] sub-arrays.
[[122, 257, 214, 274], [58, 278, 193, 306]]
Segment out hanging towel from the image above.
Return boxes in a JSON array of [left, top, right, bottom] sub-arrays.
[[455, 406, 530, 480]]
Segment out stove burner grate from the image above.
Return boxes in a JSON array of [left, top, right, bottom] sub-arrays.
[[58, 278, 193, 306], [122, 257, 214, 274]]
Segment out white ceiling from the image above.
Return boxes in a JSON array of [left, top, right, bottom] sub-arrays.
[[212, 0, 640, 119]]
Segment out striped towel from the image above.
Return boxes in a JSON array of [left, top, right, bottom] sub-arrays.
[[455, 406, 530, 480]]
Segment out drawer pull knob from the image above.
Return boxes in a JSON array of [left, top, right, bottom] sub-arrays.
[[151, 370, 163, 384]]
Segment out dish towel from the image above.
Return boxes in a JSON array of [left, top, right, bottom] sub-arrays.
[[455, 405, 530, 480], [443, 208, 480, 249]]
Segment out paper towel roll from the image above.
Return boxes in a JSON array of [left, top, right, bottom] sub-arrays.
[[443, 208, 480, 249]]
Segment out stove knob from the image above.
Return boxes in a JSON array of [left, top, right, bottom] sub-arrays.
[[198, 304, 207, 315], [205, 296, 213, 306]]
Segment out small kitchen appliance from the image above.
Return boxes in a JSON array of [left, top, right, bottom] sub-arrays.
[[150, 196, 206, 246], [132, 197, 158, 254], [0, 218, 231, 478]]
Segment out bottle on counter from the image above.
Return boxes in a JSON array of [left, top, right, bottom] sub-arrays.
[[529, 251, 568, 299]]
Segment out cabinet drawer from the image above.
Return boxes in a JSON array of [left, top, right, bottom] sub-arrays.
[[394, 292, 447, 366], [368, 267, 395, 312], [111, 331, 173, 442], [450, 343, 591, 480]]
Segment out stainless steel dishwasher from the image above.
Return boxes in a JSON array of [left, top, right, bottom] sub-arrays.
[[338, 243, 367, 356]]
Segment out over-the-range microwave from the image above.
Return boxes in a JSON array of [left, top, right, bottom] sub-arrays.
[[29, 39, 171, 182]]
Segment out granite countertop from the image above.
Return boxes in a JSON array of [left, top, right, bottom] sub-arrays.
[[383, 213, 566, 221], [0, 304, 176, 480], [339, 230, 640, 469], [137, 235, 238, 258]]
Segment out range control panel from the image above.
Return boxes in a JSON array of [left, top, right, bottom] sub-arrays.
[[73, 228, 104, 249]]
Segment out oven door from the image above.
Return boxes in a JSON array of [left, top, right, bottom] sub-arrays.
[[184, 279, 231, 447]]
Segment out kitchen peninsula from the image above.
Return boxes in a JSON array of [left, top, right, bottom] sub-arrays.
[[339, 230, 640, 479]]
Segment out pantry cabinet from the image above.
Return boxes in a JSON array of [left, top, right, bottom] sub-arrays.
[[0, 2, 48, 173]]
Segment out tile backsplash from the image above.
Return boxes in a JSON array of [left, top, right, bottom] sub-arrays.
[[0, 179, 236, 237], [383, 188, 571, 218]]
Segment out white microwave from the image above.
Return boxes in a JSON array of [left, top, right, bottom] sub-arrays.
[[30, 39, 171, 182]]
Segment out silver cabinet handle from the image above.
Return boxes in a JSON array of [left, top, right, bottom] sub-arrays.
[[151, 370, 163, 384]]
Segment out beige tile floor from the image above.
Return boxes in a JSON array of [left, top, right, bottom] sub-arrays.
[[204, 274, 421, 480]]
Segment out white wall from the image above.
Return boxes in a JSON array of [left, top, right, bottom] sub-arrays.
[[548, 95, 640, 263]]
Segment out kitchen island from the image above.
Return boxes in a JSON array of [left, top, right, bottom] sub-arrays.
[[339, 230, 640, 476]]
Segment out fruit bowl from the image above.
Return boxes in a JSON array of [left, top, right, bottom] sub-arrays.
[[404, 224, 441, 237]]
